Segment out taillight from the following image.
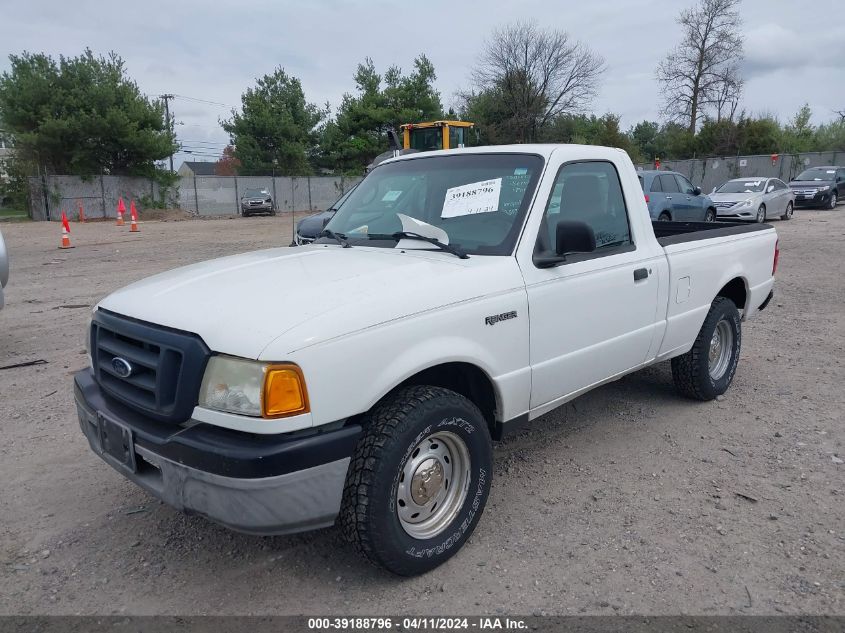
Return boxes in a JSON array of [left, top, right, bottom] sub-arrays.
[[644, 194, 650, 203], [772, 239, 779, 276]]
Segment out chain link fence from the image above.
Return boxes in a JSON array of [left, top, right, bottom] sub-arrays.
[[27, 174, 362, 221], [635, 151, 844, 193]]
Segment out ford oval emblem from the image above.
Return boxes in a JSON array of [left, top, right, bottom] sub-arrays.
[[111, 357, 134, 378]]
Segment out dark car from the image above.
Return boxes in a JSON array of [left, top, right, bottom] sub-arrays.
[[290, 184, 357, 246], [240, 188, 276, 217], [637, 170, 717, 222], [788, 166, 844, 209]]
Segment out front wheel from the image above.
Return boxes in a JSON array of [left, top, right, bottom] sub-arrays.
[[704, 208, 716, 222], [340, 385, 492, 576], [755, 204, 766, 223], [781, 201, 793, 221], [658, 212, 671, 222], [671, 296, 742, 401], [829, 191, 838, 209]]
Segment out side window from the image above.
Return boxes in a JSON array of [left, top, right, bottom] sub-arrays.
[[775, 179, 787, 190], [660, 174, 680, 193], [675, 175, 695, 194], [537, 161, 632, 256], [650, 176, 663, 193], [838, 170, 845, 183]]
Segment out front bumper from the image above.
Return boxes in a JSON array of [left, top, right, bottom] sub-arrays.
[[74, 368, 360, 535], [793, 192, 831, 207]]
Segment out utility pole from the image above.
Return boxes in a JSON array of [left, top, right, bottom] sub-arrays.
[[160, 94, 175, 172]]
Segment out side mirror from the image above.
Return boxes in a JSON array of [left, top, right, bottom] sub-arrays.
[[555, 220, 596, 256], [711, 187, 717, 194], [693, 186, 702, 196]]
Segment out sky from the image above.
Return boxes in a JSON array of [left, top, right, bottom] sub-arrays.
[[1, 0, 843, 168]]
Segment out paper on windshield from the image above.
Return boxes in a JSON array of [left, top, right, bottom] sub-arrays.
[[441, 178, 501, 218], [395, 213, 451, 250]]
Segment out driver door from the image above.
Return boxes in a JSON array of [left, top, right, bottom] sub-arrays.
[[520, 159, 662, 410]]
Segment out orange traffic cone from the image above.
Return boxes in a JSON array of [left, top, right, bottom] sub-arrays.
[[59, 210, 74, 249], [116, 198, 126, 226], [129, 200, 140, 233], [77, 200, 86, 223]]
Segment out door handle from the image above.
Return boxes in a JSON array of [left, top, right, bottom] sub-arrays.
[[634, 268, 649, 281], [666, 196, 672, 200]]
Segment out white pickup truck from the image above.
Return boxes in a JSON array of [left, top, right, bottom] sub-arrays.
[[75, 145, 778, 576]]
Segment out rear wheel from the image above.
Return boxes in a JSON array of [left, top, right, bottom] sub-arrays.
[[781, 201, 793, 221], [671, 297, 742, 401], [340, 385, 492, 576], [755, 204, 766, 223], [658, 212, 671, 222], [704, 208, 716, 222]]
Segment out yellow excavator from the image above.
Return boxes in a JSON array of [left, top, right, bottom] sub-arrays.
[[370, 121, 475, 171], [399, 120, 475, 151]]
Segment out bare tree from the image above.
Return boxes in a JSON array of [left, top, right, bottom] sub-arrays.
[[712, 62, 743, 122], [656, 0, 744, 134], [471, 21, 605, 143]]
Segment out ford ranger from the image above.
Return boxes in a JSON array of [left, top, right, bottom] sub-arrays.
[[74, 145, 778, 576]]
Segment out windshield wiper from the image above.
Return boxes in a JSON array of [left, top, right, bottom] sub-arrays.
[[376, 231, 469, 259], [319, 229, 351, 248]]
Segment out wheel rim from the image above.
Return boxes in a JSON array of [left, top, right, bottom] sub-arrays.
[[706, 210, 715, 222], [708, 319, 734, 381], [659, 214, 670, 222], [396, 431, 471, 540], [831, 193, 837, 208], [757, 206, 765, 222], [786, 203, 793, 217]]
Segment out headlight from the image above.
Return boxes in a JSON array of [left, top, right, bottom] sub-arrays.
[[817, 185, 829, 192], [199, 355, 309, 418], [741, 199, 752, 207]]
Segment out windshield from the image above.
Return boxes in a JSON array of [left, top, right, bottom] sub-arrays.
[[323, 153, 544, 256], [716, 179, 766, 194], [243, 188, 270, 198], [795, 168, 835, 181]]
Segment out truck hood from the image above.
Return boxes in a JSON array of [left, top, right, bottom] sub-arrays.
[[98, 245, 520, 359]]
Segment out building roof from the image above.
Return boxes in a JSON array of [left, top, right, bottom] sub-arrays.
[[181, 161, 218, 176]]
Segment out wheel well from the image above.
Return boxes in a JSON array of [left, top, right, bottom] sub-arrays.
[[659, 210, 672, 219], [396, 362, 497, 432], [717, 277, 747, 312]]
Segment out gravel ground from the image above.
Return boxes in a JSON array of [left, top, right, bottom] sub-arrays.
[[0, 210, 843, 616]]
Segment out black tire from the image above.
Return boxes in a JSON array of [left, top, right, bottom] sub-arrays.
[[704, 208, 716, 222], [829, 191, 838, 209], [671, 297, 742, 401], [755, 204, 766, 223], [658, 212, 671, 222], [242, 211, 250, 218], [781, 201, 793, 221], [340, 385, 492, 576], [270, 209, 276, 216]]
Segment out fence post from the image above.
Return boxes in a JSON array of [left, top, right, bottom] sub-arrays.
[[234, 176, 239, 215], [193, 175, 199, 215], [99, 174, 106, 219], [291, 177, 296, 235], [272, 176, 278, 212], [307, 175, 313, 211]]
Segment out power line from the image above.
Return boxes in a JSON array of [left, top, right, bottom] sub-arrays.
[[171, 94, 236, 109]]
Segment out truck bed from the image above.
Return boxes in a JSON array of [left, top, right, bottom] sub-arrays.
[[653, 221, 771, 246]]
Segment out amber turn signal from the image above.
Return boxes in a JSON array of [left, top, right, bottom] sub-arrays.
[[262, 364, 309, 418]]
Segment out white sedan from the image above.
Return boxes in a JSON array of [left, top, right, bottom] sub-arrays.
[[710, 177, 795, 222]]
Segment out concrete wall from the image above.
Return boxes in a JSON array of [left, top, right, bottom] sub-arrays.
[[635, 151, 844, 194], [29, 174, 363, 220]]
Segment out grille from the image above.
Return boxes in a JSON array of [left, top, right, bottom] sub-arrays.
[[91, 310, 210, 422], [791, 189, 817, 196], [714, 201, 737, 210]]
